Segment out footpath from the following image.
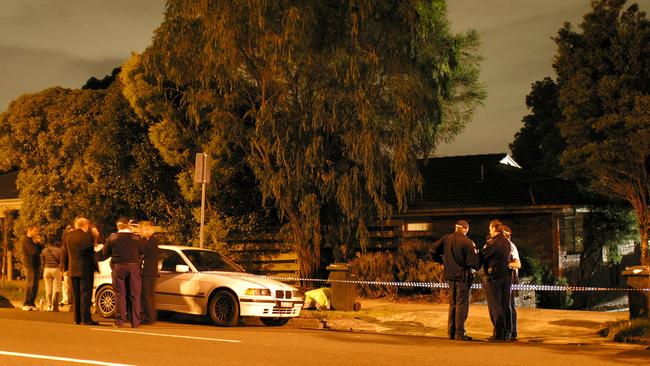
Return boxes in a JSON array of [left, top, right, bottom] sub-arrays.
[[290, 299, 647, 350]]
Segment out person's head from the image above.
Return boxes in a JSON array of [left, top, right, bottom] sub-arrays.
[[502, 225, 512, 239], [489, 219, 504, 238], [116, 218, 130, 231], [139, 221, 155, 238], [26, 225, 39, 238], [454, 220, 469, 235], [74, 217, 90, 232]]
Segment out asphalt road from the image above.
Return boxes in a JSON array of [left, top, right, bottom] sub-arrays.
[[0, 309, 647, 366]]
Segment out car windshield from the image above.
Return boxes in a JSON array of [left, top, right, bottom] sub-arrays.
[[182, 250, 244, 272]]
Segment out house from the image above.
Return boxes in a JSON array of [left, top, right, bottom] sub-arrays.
[[0, 171, 20, 217], [369, 153, 593, 279], [0, 170, 21, 280]]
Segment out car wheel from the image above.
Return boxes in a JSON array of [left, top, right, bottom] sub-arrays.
[[208, 290, 239, 327], [260, 317, 290, 326], [95, 285, 116, 318]]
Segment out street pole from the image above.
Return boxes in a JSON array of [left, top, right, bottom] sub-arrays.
[[200, 176, 206, 249], [195, 152, 211, 249]]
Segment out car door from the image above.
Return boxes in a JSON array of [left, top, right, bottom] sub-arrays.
[[155, 249, 198, 312]]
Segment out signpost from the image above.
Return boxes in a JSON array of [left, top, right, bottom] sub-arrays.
[[194, 153, 211, 249]]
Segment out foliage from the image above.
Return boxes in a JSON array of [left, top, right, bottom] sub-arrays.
[[553, 0, 650, 265], [0, 76, 190, 246], [601, 318, 650, 344], [351, 239, 446, 300], [515, 242, 572, 308], [510, 77, 565, 176], [582, 205, 638, 268], [122, 0, 485, 277]]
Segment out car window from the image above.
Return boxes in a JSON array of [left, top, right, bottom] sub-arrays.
[[182, 250, 244, 272], [160, 250, 186, 272]]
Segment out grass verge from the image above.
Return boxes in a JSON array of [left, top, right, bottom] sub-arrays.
[[600, 318, 650, 345]]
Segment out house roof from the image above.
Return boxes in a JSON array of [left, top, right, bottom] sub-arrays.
[[406, 153, 590, 211], [0, 171, 19, 200]]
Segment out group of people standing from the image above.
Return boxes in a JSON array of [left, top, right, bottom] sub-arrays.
[[20, 217, 159, 328], [432, 219, 520, 342]]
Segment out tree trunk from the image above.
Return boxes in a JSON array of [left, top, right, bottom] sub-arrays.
[[641, 224, 649, 266]]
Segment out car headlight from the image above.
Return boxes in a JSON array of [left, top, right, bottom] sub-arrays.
[[245, 288, 271, 296]]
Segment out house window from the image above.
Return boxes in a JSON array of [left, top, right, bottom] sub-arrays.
[[562, 215, 584, 253], [405, 222, 432, 232]]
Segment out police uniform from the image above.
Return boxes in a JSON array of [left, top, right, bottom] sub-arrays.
[[480, 232, 512, 341], [432, 227, 480, 340], [103, 229, 143, 328]]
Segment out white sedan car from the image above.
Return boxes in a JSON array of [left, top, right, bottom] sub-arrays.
[[93, 245, 303, 326]]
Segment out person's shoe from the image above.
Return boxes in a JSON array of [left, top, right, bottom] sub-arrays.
[[22, 305, 32, 311], [455, 335, 473, 341], [508, 337, 519, 342], [73, 321, 81, 325], [29, 305, 39, 311], [113, 322, 124, 328], [81, 321, 100, 326], [489, 337, 506, 342]]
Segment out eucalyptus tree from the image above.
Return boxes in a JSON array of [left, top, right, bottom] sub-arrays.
[[554, 0, 650, 265], [122, 0, 485, 277]]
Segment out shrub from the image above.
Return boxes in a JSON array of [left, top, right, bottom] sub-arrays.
[[601, 318, 650, 344], [351, 239, 447, 301]]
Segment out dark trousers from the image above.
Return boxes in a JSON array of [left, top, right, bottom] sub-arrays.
[[141, 275, 156, 323], [113, 262, 142, 327], [505, 292, 517, 338], [484, 275, 511, 340], [23, 266, 39, 306], [505, 272, 518, 338], [447, 280, 471, 338], [71, 275, 93, 323]]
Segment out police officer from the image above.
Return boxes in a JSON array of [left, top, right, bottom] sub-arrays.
[[480, 219, 512, 342], [432, 220, 480, 341], [103, 218, 144, 328], [503, 225, 521, 341]]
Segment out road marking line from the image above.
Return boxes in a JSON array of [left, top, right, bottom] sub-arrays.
[[90, 328, 242, 343], [0, 350, 133, 366]]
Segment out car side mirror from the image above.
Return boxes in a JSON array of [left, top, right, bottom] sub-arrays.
[[175, 264, 190, 273]]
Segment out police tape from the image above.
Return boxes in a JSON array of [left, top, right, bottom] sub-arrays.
[[207, 272, 650, 292]]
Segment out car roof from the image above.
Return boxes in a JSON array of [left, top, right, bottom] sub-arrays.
[[159, 245, 210, 251]]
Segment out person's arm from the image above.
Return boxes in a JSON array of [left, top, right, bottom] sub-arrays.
[[466, 241, 481, 270], [509, 242, 521, 269]]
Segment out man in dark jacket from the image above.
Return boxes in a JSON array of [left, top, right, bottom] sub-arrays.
[[432, 220, 480, 341], [21, 225, 42, 311], [103, 218, 144, 328], [139, 221, 159, 324], [62, 217, 98, 325], [480, 219, 512, 342]]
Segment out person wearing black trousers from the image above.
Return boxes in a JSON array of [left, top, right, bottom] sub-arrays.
[[139, 221, 159, 324], [432, 220, 481, 341], [480, 219, 512, 342], [21, 225, 42, 311], [103, 218, 144, 328], [62, 217, 98, 325]]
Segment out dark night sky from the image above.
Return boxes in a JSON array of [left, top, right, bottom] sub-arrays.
[[1, 0, 648, 156]]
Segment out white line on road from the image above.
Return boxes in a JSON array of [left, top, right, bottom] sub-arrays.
[[0, 350, 134, 366], [90, 328, 242, 343]]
